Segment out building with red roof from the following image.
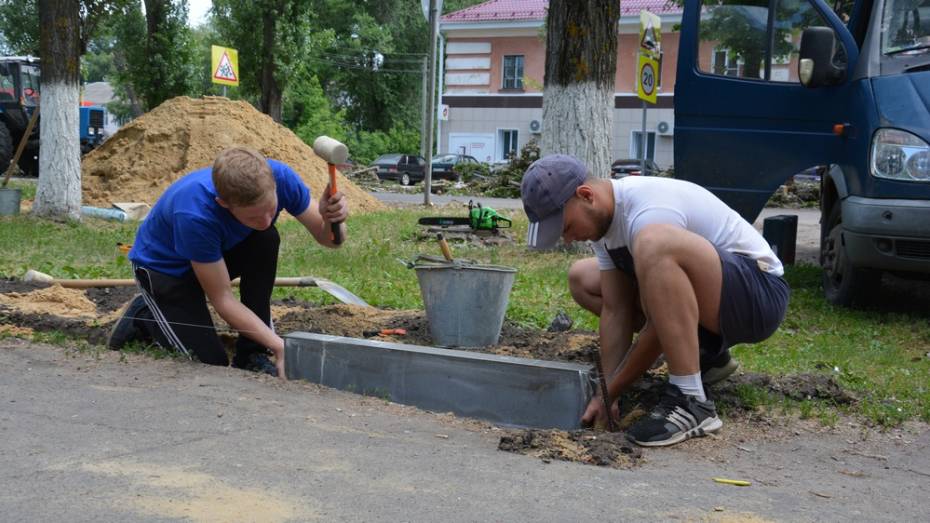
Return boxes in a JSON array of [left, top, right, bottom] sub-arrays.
[[437, 0, 684, 168]]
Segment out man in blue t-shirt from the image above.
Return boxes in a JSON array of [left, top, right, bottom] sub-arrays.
[[108, 146, 349, 378]]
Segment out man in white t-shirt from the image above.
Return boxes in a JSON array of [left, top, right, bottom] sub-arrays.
[[521, 154, 789, 447]]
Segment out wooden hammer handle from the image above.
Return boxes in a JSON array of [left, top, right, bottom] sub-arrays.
[[328, 164, 343, 245], [437, 233, 454, 262]]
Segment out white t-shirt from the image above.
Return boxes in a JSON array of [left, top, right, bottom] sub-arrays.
[[592, 177, 784, 276]]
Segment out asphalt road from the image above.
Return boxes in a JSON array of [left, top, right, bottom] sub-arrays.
[[2, 340, 927, 522]]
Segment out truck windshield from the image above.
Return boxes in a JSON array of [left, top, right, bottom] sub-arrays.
[[883, 0, 930, 54], [20, 64, 39, 106], [0, 67, 14, 102]]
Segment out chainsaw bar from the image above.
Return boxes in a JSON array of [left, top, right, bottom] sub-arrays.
[[417, 217, 473, 227]]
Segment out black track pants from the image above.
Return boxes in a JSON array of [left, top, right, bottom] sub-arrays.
[[132, 226, 280, 367]]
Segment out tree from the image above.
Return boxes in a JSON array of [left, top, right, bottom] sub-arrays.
[[102, 1, 195, 112], [213, 0, 314, 122], [309, 1, 423, 133], [0, 0, 40, 55], [541, 0, 619, 178], [34, 0, 82, 220], [139, 0, 196, 107]]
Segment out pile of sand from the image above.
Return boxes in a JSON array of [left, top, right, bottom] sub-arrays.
[[82, 96, 383, 213], [0, 285, 99, 318]]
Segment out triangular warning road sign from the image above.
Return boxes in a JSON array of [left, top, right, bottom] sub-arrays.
[[640, 26, 658, 51], [214, 52, 237, 82]]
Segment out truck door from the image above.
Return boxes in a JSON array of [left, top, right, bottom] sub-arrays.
[[674, 0, 860, 221]]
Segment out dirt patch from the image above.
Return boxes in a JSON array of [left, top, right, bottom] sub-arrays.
[[0, 289, 857, 411], [0, 278, 50, 294], [715, 372, 857, 405], [498, 429, 642, 468], [273, 303, 599, 361], [85, 286, 139, 315], [81, 96, 383, 214], [0, 307, 107, 344], [0, 323, 34, 337], [0, 285, 99, 318]]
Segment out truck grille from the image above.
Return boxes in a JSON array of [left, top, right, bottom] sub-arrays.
[[896, 240, 930, 259], [89, 109, 104, 129]]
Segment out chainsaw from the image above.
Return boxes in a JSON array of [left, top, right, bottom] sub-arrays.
[[417, 200, 512, 231]]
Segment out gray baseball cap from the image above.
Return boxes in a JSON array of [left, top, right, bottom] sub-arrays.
[[520, 154, 588, 250]]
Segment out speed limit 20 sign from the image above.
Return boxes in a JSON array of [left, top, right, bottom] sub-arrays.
[[636, 54, 659, 104]]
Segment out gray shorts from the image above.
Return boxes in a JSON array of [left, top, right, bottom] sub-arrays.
[[605, 246, 790, 356]]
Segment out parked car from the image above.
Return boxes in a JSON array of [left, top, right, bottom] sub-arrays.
[[371, 154, 426, 185], [610, 158, 660, 178], [431, 153, 480, 181]]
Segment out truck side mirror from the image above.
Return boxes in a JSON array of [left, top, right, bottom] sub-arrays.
[[798, 27, 845, 88]]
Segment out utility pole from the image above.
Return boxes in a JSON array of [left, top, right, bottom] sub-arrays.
[[423, 0, 440, 206], [420, 55, 428, 160]]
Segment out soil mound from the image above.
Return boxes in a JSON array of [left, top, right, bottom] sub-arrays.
[[82, 96, 383, 213], [498, 429, 642, 468], [0, 285, 98, 318]]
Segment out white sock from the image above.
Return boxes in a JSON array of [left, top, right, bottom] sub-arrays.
[[669, 372, 706, 402]]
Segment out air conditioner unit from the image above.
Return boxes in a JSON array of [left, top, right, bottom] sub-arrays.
[[529, 119, 542, 133], [656, 121, 673, 136]]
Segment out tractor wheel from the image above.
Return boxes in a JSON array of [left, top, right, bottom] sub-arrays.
[[0, 124, 12, 174], [821, 203, 881, 306]]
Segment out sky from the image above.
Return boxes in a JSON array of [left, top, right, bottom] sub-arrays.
[[187, 0, 212, 27]]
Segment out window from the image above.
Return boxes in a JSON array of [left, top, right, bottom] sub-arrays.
[[499, 129, 518, 161], [20, 64, 40, 106], [698, 0, 768, 80], [502, 55, 524, 90], [883, 0, 930, 54], [772, 0, 844, 83], [0, 66, 14, 102], [698, 0, 842, 83], [712, 49, 740, 76], [630, 131, 656, 160]]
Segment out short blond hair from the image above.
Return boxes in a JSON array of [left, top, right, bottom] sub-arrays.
[[212, 147, 276, 206]]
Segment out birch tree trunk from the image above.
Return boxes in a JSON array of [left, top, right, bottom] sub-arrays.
[[541, 0, 619, 179], [34, 0, 82, 220]]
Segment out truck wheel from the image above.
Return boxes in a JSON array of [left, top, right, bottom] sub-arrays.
[[0, 124, 13, 174], [400, 173, 411, 186], [821, 203, 881, 306]]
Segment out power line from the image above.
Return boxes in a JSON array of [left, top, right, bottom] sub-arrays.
[[302, 56, 422, 74]]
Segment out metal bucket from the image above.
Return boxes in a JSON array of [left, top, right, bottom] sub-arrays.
[[415, 262, 517, 348], [0, 188, 21, 216]]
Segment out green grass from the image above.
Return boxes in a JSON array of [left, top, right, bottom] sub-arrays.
[[4, 179, 37, 201], [1, 209, 929, 426]]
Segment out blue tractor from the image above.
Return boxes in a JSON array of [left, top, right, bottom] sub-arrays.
[[0, 56, 106, 175]]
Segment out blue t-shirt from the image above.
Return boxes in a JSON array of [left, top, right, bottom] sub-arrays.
[[129, 159, 311, 277]]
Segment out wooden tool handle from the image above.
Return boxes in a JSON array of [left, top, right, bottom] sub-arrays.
[[437, 233, 454, 262], [42, 277, 318, 289], [2, 106, 39, 188], [328, 164, 343, 245]]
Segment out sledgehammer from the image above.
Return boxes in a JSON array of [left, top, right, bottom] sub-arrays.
[[312, 135, 349, 245]]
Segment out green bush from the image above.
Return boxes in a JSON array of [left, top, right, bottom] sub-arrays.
[[452, 161, 490, 181], [345, 125, 421, 166]]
